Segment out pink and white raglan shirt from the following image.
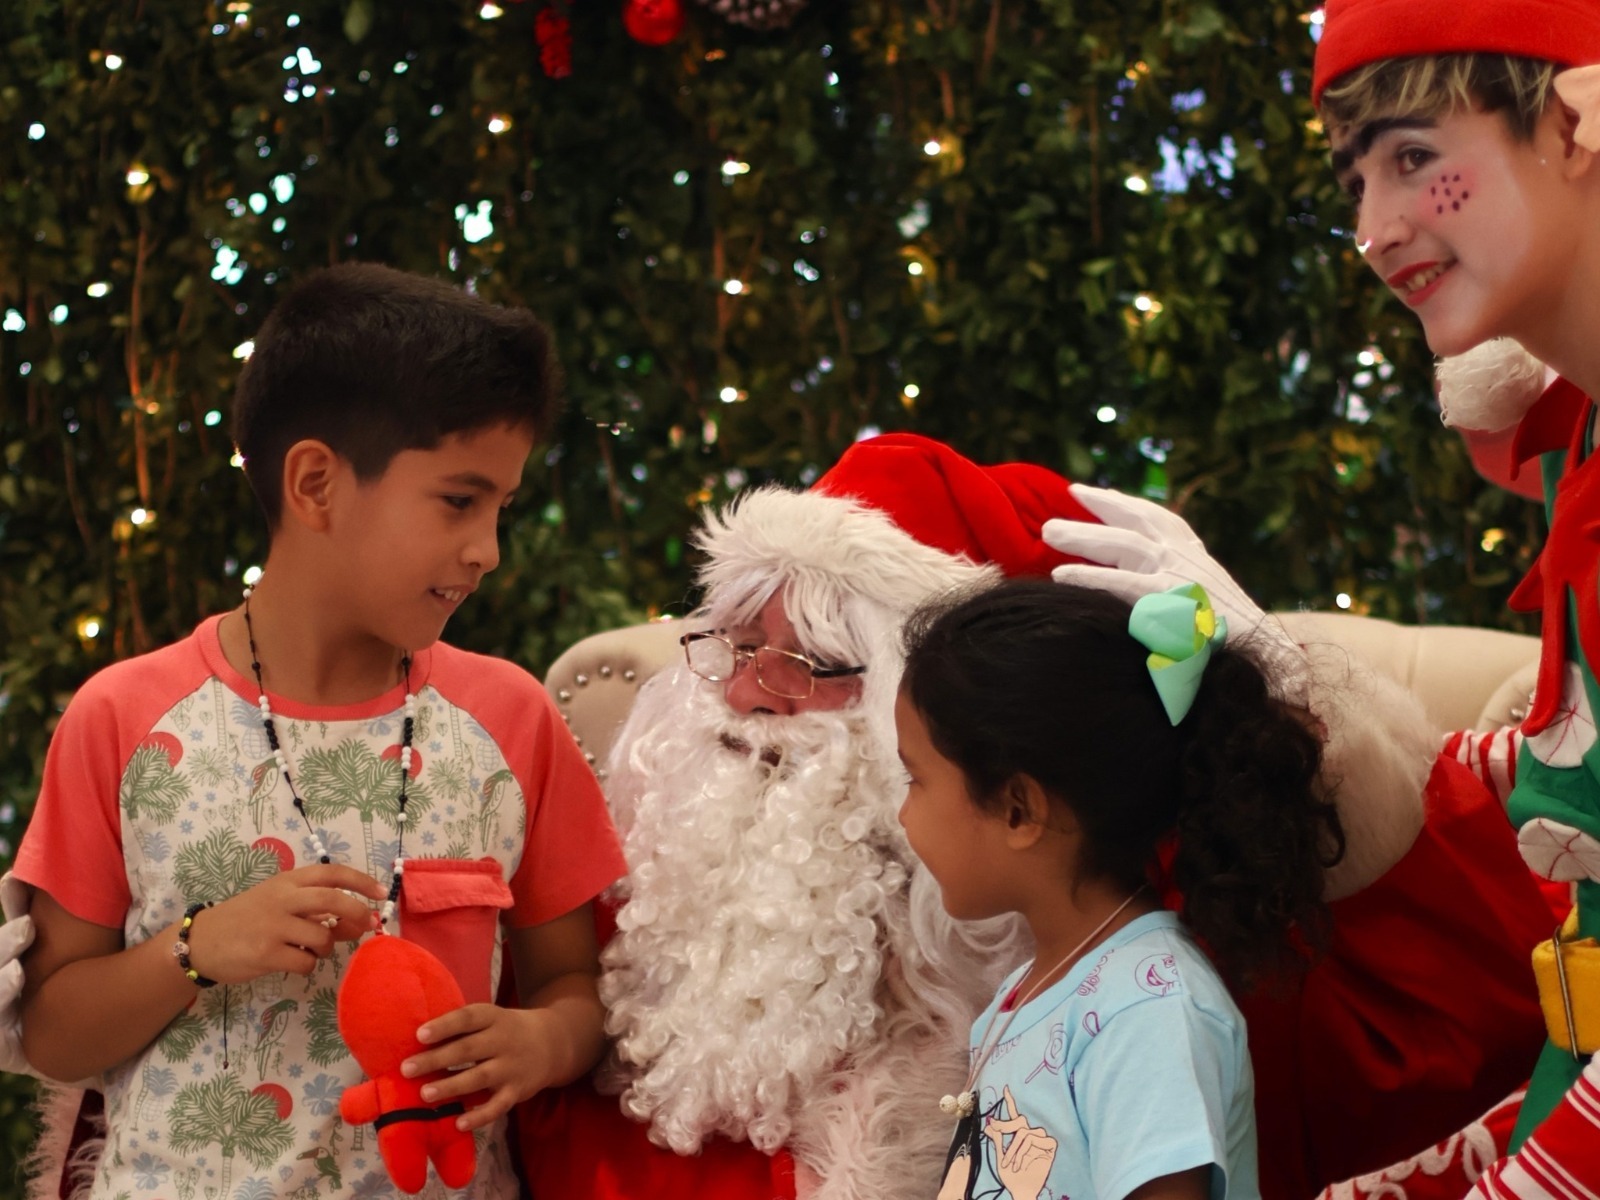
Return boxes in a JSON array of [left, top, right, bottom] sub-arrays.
[[12, 615, 626, 1200]]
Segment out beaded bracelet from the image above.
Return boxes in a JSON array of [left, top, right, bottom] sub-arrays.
[[173, 901, 218, 988]]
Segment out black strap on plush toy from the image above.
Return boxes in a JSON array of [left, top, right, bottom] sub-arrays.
[[373, 1102, 467, 1132]]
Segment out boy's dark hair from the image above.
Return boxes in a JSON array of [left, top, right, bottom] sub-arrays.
[[231, 262, 562, 528], [901, 578, 1346, 990], [1319, 54, 1560, 142]]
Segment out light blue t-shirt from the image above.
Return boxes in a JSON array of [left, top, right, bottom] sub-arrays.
[[937, 911, 1258, 1200]]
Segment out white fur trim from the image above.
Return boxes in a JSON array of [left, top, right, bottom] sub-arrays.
[[1301, 639, 1434, 899], [26, 1082, 101, 1200], [1436, 340, 1551, 432]]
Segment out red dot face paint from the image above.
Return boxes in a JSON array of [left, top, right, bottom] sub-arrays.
[[1420, 169, 1476, 217]]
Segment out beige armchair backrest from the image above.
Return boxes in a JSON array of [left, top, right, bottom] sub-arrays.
[[544, 612, 1539, 774]]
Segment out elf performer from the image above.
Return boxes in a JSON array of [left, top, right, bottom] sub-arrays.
[[1059, 3, 1600, 1196], [1313, 0, 1600, 1193], [521, 433, 1553, 1200]]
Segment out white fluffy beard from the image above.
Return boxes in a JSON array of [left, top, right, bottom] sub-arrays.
[[598, 671, 1012, 1200]]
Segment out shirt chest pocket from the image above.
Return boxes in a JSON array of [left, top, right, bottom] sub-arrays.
[[399, 857, 513, 1005]]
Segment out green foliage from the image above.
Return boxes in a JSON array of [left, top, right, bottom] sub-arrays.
[[0, 0, 1544, 1189]]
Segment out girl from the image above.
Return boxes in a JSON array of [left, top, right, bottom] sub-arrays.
[[895, 578, 1344, 1200]]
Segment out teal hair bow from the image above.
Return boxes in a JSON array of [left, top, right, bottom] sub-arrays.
[[1128, 583, 1228, 726]]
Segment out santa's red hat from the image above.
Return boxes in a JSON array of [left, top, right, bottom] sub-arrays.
[[812, 432, 1094, 578], [1312, 0, 1600, 104], [691, 434, 1094, 689]]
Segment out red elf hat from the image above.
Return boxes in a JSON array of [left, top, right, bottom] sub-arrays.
[[1311, 0, 1600, 104]]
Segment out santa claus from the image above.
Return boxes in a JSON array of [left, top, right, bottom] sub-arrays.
[[521, 433, 1091, 1200], [520, 432, 1553, 1200]]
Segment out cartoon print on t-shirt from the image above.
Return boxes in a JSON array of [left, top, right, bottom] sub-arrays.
[[941, 1085, 1062, 1200]]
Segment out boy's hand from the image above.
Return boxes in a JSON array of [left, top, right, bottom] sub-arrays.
[[186, 864, 385, 985], [401, 1003, 555, 1132]]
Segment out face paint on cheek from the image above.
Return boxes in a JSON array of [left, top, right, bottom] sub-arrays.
[[1423, 169, 1476, 217]]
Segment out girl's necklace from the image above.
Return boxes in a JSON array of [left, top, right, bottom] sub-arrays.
[[241, 584, 415, 930], [939, 887, 1147, 1118]]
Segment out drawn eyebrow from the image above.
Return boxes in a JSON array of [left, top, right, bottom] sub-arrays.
[[1330, 116, 1437, 177]]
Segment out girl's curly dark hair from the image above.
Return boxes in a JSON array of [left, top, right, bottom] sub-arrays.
[[900, 578, 1345, 989]]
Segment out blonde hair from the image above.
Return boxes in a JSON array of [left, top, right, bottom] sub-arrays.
[[1320, 54, 1561, 141]]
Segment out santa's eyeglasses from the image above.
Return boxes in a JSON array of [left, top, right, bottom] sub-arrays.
[[679, 632, 867, 700]]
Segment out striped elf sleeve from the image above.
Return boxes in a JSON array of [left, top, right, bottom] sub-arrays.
[[1444, 727, 1522, 808], [1470, 1054, 1600, 1200]]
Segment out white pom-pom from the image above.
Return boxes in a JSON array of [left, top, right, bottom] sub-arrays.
[[1436, 339, 1551, 431]]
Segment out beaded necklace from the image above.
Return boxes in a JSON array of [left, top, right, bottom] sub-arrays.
[[241, 584, 416, 930], [938, 887, 1146, 1118]]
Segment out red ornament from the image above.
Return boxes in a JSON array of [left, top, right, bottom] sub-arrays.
[[535, 8, 573, 78], [622, 0, 685, 45]]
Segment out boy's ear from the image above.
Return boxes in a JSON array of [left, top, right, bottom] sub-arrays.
[[1002, 774, 1056, 849], [280, 439, 343, 532]]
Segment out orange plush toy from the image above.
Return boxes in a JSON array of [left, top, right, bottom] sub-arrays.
[[338, 935, 480, 1194]]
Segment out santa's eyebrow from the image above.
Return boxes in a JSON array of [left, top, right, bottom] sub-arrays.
[[1330, 115, 1436, 177]]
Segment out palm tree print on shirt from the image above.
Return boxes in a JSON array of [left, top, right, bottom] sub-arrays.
[[166, 1074, 293, 1200], [173, 828, 280, 901], [296, 739, 433, 875], [120, 739, 191, 825]]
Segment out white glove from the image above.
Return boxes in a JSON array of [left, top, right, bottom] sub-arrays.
[[0, 873, 38, 1076], [1042, 484, 1308, 706]]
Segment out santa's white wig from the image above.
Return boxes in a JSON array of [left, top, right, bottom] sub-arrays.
[[599, 485, 1029, 1200]]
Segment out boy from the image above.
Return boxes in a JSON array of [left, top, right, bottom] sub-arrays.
[[3, 263, 626, 1199], [1312, 2, 1600, 1193]]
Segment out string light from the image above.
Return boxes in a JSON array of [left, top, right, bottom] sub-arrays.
[[232, 339, 255, 359], [1124, 176, 1150, 193], [487, 114, 512, 134], [480, 1, 504, 16], [720, 160, 751, 177], [76, 616, 103, 642], [1481, 529, 1507, 553], [242, 565, 264, 586], [1335, 592, 1352, 609], [230, 451, 246, 468], [907, 262, 923, 276], [1133, 293, 1162, 314], [903, 384, 921, 399], [923, 140, 942, 156], [27, 123, 45, 140], [723, 279, 744, 295], [86, 282, 110, 298], [1096, 405, 1118, 423], [104, 53, 123, 70], [125, 165, 150, 186]]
